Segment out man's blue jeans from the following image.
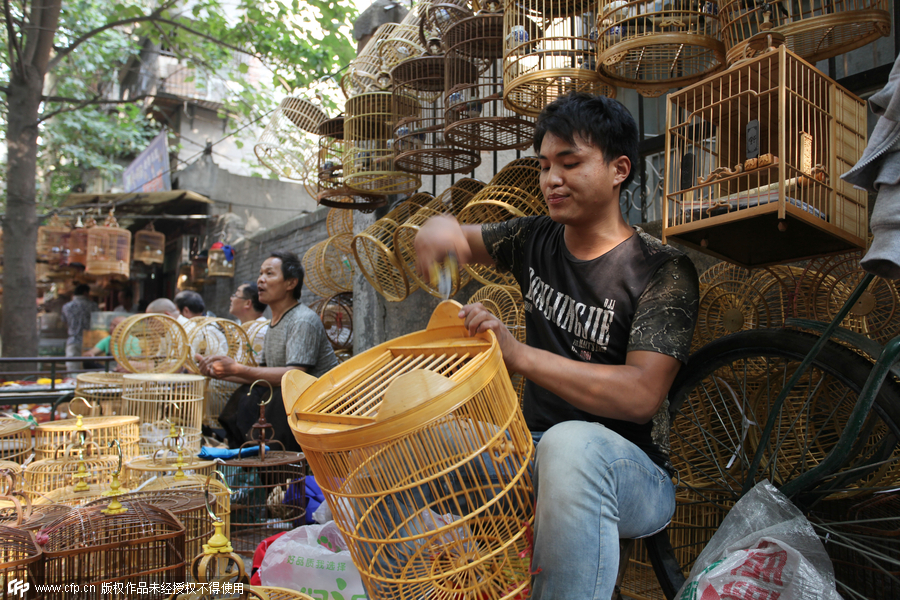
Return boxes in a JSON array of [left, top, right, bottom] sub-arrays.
[[530, 421, 676, 600]]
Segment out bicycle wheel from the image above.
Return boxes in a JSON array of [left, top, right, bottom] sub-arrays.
[[656, 329, 900, 600]]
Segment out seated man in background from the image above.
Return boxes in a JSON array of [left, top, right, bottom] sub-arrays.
[[174, 290, 206, 320], [82, 316, 138, 370], [230, 281, 269, 365]]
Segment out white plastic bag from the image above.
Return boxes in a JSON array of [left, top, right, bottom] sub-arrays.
[[259, 521, 368, 599], [677, 480, 842, 600]]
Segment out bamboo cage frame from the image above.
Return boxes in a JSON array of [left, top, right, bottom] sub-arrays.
[[302, 234, 356, 298], [662, 45, 868, 267], [74, 372, 125, 416], [34, 416, 140, 461], [241, 320, 269, 366], [204, 377, 242, 430], [111, 313, 189, 374], [255, 97, 326, 181], [185, 318, 250, 375], [0, 526, 43, 595], [286, 301, 534, 600], [24, 453, 120, 501], [122, 374, 206, 456], [65, 216, 94, 267], [314, 117, 391, 211], [312, 292, 354, 351], [208, 247, 235, 277], [0, 488, 74, 531], [0, 418, 32, 464], [419, 2, 476, 54], [326, 207, 355, 238], [394, 178, 487, 298], [124, 454, 217, 488], [85, 210, 131, 278], [133, 222, 166, 265], [37, 214, 71, 266], [503, 0, 617, 117], [342, 23, 423, 97], [352, 192, 435, 302]]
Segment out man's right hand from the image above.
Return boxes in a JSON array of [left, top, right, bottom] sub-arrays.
[[414, 215, 473, 277]]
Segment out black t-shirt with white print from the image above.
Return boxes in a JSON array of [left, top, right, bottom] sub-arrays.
[[482, 216, 699, 471]]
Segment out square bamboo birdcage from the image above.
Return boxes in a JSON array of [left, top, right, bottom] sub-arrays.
[[719, 0, 891, 66], [111, 313, 189, 374], [443, 11, 536, 151], [75, 372, 125, 416], [663, 46, 868, 267], [302, 234, 355, 298], [503, 0, 617, 117], [285, 301, 535, 600], [0, 526, 43, 594], [133, 223, 165, 265], [255, 97, 325, 182], [208, 247, 235, 277], [0, 418, 32, 464], [85, 211, 131, 278], [34, 416, 140, 461], [42, 501, 186, 597], [595, 0, 726, 97], [353, 192, 435, 302], [394, 178, 487, 298], [37, 214, 71, 266], [121, 374, 205, 456], [391, 55, 483, 175], [343, 92, 422, 196], [24, 453, 120, 501]]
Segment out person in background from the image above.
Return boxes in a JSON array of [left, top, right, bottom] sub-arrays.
[[198, 251, 339, 450], [113, 288, 134, 313], [145, 298, 180, 317], [61, 284, 98, 372], [82, 315, 138, 370], [230, 281, 269, 364], [174, 290, 206, 320]]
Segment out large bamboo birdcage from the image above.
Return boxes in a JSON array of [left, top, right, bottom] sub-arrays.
[[124, 453, 217, 488], [326, 207, 354, 238], [0, 418, 32, 464], [111, 313, 189, 374], [596, 0, 726, 96], [315, 116, 388, 212], [720, 0, 890, 66], [85, 210, 131, 278], [34, 416, 140, 461], [394, 178, 487, 298], [302, 234, 355, 298], [285, 301, 535, 600], [133, 222, 166, 265], [24, 451, 121, 502], [352, 192, 435, 302], [42, 501, 186, 597], [502, 0, 617, 117], [65, 215, 94, 267], [391, 56, 482, 175], [312, 292, 354, 351], [663, 45, 868, 267], [185, 318, 250, 375], [255, 97, 326, 181], [75, 372, 125, 416], [122, 374, 205, 456], [37, 213, 71, 266], [0, 526, 43, 596], [344, 92, 422, 196], [444, 11, 536, 151]]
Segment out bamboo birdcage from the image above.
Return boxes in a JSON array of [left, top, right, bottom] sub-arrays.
[[208, 246, 235, 278], [0, 526, 43, 596], [85, 210, 131, 278], [443, 11, 536, 151], [302, 234, 355, 298], [124, 454, 217, 489], [42, 500, 186, 597], [352, 192, 435, 302], [185, 318, 250, 375], [490, 156, 542, 196], [205, 378, 242, 430], [595, 0, 726, 97], [419, 1, 476, 53], [24, 452, 121, 502], [255, 97, 325, 181], [0, 418, 32, 464], [467, 285, 526, 341], [313, 293, 354, 351], [37, 213, 71, 266], [663, 45, 868, 267], [121, 374, 205, 456], [391, 56, 482, 175], [241, 320, 269, 366], [394, 178, 487, 298], [140, 474, 231, 536], [177, 263, 202, 292], [316, 116, 380, 210], [134, 223, 166, 265], [720, 0, 890, 66], [65, 215, 94, 267], [502, 0, 617, 117], [344, 92, 422, 196], [285, 301, 535, 600], [75, 372, 125, 416], [191, 255, 210, 284], [342, 23, 421, 97], [34, 416, 140, 461], [111, 313, 189, 374], [326, 207, 354, 238]]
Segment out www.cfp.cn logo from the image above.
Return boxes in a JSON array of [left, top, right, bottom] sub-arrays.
[[7, 579, 29, 598]]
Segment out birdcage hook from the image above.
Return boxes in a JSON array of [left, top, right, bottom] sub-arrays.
[[108, 439, 123, 477], [203, 470, 232, 523], [248, 379, 273, 406]]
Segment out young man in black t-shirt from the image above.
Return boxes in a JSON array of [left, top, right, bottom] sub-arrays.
[[415, 92, 699, 599]]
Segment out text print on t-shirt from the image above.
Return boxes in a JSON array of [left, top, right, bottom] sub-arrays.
[[524, 267, 616, 360]]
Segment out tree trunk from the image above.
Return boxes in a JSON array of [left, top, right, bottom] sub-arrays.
[[3, 68, 44, 368]]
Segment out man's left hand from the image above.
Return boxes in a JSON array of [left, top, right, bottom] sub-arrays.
[[459, 303, 524, 373], [196, 354, 242, 379]]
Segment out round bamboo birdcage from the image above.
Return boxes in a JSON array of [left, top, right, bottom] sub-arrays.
[[191, 255, 210, 284], [124, 454, 217, 489], [344, 92, 422, 196], [34, 416, 140, 461], [133, 222, 166, 265], [85, 210, 131, 278], [185, 318, 250, 375], [255, 97, 325, 181], [302, 234, 355, 298], [467, 284, 526, 341], [140, 474, 231, 534], [122, 374, 205, 456], [394, 178, 487, 298], [0, 419, 32, 464], [314, 293, 354, 351], [286, 301, 535, 600], [111, 313, 189, 374], [242, 319, 269, 366], [443, 12, 536, 151], [503, 0, 617, 117], [0, 526, 43, 594], [490, 157, 542, 197], [720, 0, 890, 66], [317, 187, 390, 211], [74, 372, 125, 416], [65, 216, 94, 267], [326, 207, 354, 238], [24, 452, 120, 501], [391, 56, 482, 175], [42, 500, 187, 591], [342, 22, 420, 97], [37, 213, 71, 266], [208, 246, 235, 278], [0, 492, 74, 531], [419, 1, 476, 53], [204, 377, 241, 430], [595, 0, 726, 96], [316, 116, 354, 202], [352, 192, 435, 302]]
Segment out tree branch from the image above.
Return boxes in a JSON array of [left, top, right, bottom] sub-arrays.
[[36, 93, 152, 123], [3, 0, 23, 75]]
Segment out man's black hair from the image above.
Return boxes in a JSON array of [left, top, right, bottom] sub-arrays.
[[533, 92, 639, 189], [120, 288, 134, 300], [174, 290, 205, 315], [269, 250, 304, 300], [241, 282, 266, 313], [74, 284, 90, 296]]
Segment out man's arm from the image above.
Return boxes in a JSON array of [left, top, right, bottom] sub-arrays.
[[414, 215, 494, 276], [196, 355, 307, 386]]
